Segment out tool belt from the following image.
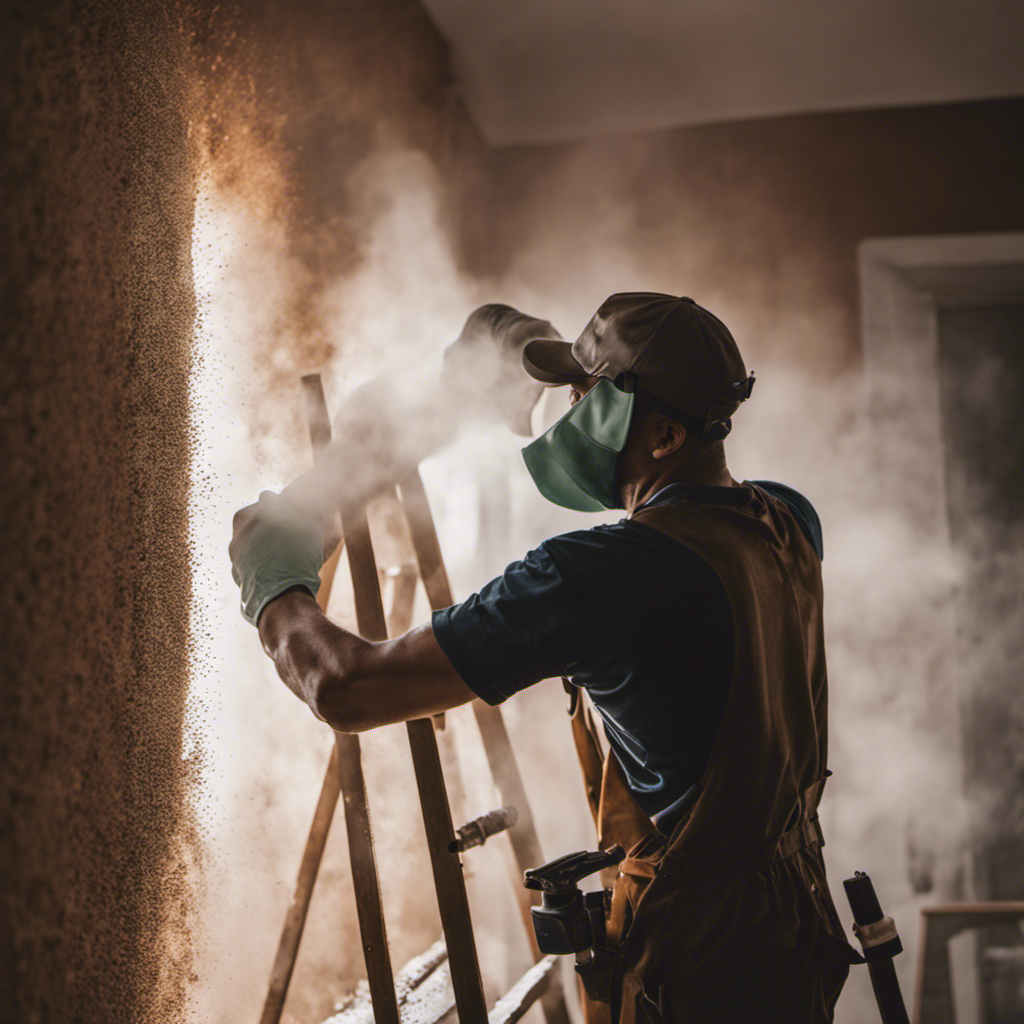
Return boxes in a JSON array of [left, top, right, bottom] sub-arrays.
[[562, 679, 830, 1013]]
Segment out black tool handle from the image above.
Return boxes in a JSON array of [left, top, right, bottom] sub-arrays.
[[524, 847, 625, 894], [843, 872, 909, 1024], [845, 870, 884, 925], [868, 961, 910, 1024]]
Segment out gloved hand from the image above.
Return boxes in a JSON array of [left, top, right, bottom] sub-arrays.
[[229, 490, 324, 626]]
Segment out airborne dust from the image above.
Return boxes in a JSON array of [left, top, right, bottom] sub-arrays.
[[183, 34, 1014, 1024]]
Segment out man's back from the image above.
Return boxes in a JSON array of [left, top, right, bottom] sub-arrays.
[[432, 479, 824, 829], [609, 481, 853, 1023]]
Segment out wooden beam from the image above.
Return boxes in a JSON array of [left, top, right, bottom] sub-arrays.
[[343, 493, 488, 1024], [398, 467, 572, 1024], [914, 902, 1024, 1024], [290, 374, 399, 1024], [259, 744, 341, 1024]]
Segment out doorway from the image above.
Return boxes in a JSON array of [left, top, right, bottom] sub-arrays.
[[860, 233, 1024, 1022]]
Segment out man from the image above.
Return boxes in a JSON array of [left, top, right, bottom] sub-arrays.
[[230, 293, 856, 1023]]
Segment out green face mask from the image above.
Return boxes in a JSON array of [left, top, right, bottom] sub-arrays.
[[521, 377, 636, 512]]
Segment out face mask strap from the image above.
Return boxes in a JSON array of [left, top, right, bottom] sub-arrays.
[[625, 372, 755, 441], [629, 386, 711, 439]]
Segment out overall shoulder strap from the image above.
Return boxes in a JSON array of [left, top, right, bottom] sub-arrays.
[[563, 678, 658, 887], [564, 677, 604, 826]]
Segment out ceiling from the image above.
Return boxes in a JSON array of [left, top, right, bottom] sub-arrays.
[[419, 0, 1024, 145]]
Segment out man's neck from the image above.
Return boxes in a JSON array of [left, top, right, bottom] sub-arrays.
[[622, 460, 736, 514]]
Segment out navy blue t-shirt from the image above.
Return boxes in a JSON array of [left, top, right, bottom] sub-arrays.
[[432, 481, 823, 824]]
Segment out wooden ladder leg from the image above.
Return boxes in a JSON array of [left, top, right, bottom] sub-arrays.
[[262, 375, 398, 1024], [331, 726, 400, 1024], [398, 468, 573, 1024], [342, 504, 490, 1024], [259, 743, 341, 1024]]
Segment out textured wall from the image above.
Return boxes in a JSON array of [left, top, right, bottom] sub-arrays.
[[3, 1, 488, 1022], [1, 2, 198, 1022]]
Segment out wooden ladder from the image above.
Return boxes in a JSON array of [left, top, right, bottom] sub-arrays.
[[258, 373, 572, 1024]]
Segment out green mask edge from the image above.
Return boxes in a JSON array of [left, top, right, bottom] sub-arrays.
[[520, 377, 636, 512]]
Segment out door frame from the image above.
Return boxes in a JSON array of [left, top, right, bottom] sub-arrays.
[[857, 232, 1024, 1024]]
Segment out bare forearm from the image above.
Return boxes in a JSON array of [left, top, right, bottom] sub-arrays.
[[258, 589, 369, 724], [256, 588, 477, 732]]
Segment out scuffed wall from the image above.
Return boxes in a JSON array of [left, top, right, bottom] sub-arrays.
[[1, 1, 198, 1022]]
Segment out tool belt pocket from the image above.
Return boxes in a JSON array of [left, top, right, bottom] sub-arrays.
[[578, 836, 665, 1009], [606, 832, 668, 948]]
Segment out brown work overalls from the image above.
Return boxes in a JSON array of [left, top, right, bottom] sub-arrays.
[[569, 483, 859, 1024]]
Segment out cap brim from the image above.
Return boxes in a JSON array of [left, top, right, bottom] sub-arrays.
[[522, 339, 590, 385]]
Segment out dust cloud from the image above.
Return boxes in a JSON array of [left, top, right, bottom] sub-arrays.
[[186, 138, 569, 1023], [186, 121, 994, 1024]]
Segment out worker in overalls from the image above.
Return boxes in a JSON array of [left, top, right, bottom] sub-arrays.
[[231, 292, 858, 1023]]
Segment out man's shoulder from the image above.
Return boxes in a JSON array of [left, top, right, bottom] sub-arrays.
[[533, 520, 633, 565], [750, 480, 823, 560], [538, 518, 655, 555], [536, 518, 716, 584]]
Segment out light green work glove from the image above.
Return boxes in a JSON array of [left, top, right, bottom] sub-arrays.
[[229, 490, 324, 626]]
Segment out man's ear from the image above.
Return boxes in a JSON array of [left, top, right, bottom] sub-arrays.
[[651, 419, 687, 460]]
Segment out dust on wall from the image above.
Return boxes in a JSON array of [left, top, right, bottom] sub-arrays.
[[2, 1, 198, 1021], [1, 0, 489, 1021], [183, 3, 493, 1023]]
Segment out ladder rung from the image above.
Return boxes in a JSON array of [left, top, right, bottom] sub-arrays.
[[488, 956, 559, 1024], [449, 805, 519, 854]]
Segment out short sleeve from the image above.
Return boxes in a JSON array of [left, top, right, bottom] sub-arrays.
[[431, 534, 607, 705]]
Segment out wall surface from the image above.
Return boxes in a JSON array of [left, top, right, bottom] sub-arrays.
[[481, 98, 1024, 373], [1, 1, 486, 1022], [938, 303, 1024, 883], [1, 2, 198, 1021]]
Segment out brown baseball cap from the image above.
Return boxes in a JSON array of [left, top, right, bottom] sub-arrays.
[[523, 292, 754, 438]]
